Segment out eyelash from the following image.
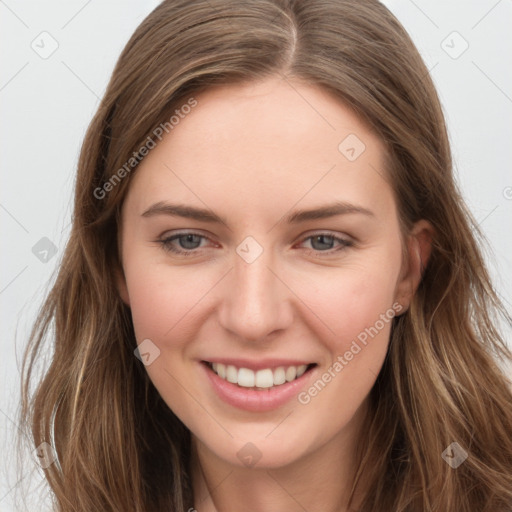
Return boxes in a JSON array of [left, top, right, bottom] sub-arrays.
[[157, 231, 353, 257]]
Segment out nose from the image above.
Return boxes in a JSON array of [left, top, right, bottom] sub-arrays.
[[217, 244, 294, 343]]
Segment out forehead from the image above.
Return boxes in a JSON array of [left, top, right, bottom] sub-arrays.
[[123, 77, 393, 221]]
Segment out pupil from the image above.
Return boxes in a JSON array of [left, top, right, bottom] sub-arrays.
[[313, 235, 333, 250], [182, 234, 199, 249]]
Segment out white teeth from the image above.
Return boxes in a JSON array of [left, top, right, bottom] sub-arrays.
[[296, 364, 307, 377], [255, 369, 274, 388], [216, 363, 226, 379], [285, 366, 297, 382], [238, 368, 255, 387], [209, 362, 312, 389], [226, 365, 238, 383], [273, 366, 286, 385]]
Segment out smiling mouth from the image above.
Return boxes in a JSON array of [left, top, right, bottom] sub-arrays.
[[202, 361, 317, 390]]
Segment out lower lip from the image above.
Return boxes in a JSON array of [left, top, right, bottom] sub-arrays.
[[201, 362, 316, 412]]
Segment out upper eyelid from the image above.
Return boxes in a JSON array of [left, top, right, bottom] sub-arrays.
[[158, 229, 353, 240], [159, 230, 215, 245]]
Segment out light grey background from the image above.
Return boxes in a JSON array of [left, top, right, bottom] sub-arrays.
[[1, 1, 511, 510]]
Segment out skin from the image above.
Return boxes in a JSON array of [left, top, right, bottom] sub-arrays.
[[116, 76, 433, 512]]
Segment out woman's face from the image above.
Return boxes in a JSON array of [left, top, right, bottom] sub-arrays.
[[117, 77, 427, 469]]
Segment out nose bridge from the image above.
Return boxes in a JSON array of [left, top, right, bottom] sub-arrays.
[[218, 241, 292, 342]]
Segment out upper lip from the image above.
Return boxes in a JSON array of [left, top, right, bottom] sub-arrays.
[[202, 358, 316, 372]]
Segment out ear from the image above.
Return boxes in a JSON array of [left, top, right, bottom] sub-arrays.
[[394, 219, 434, 313], [115, 266, 131, 306]]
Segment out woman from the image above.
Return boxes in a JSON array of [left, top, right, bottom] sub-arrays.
[[20, 0, 512, 510]]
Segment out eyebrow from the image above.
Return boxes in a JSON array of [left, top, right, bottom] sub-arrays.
[[141, 200, 374, 225]]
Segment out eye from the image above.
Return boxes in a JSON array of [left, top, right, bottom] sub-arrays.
[[157, 231, 353, 257], [297, 232, 353, 256], [158, 231, 212, 256]]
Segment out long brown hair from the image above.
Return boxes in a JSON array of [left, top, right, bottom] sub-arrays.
[[19, 0, 512, 510]]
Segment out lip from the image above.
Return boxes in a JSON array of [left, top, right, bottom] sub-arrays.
[[200, 361, 317, 412]]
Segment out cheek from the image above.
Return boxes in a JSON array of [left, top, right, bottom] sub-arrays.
[[124, 259, 209, 345], [289, 275, 398, 456], [124, 262, 213, 423], [301, 263, 400, 351], [292, 255, 402, 413]]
